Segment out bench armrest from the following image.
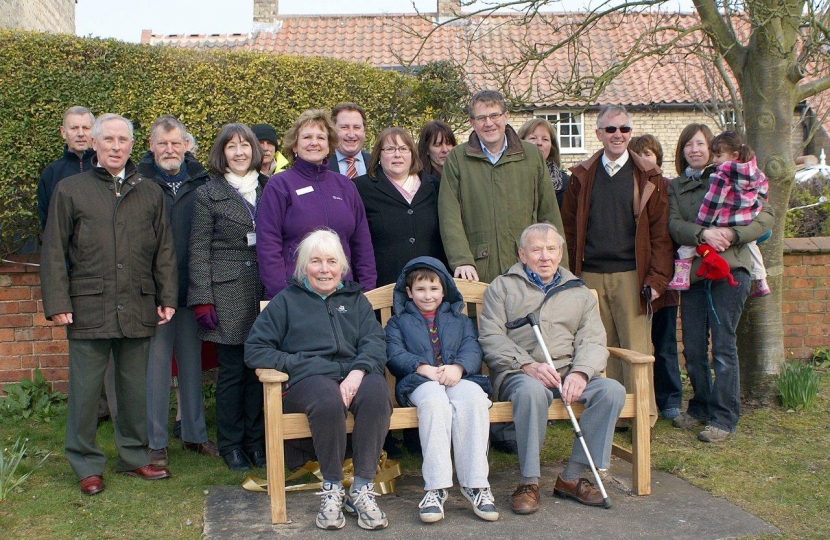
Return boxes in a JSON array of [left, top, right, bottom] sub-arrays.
[[256, 368, 289, 384], [607, 347, 654, 365]]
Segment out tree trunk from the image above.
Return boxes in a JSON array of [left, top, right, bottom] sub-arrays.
[[734, 25, 799, 396]]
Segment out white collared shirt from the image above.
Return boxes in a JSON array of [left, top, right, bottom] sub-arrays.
[[601, 150, 629, 176]]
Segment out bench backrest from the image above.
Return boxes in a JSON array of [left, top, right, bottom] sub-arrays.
[[363, 278, 488, 404], [363, 279, 487, 326]]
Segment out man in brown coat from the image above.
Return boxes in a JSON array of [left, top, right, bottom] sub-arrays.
[[40, 113, 178, 496], [562, 105, 673, 427]]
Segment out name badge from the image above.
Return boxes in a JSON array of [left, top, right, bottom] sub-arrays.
[[296, 186, 314, 196], [246, 232, 257, 246]]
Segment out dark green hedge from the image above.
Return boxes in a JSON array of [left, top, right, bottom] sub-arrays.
[[0, 30, 468, 256]]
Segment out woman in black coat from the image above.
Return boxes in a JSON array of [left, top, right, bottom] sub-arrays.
[[354, 127, 447, 287], [188, 123, 267, 471]]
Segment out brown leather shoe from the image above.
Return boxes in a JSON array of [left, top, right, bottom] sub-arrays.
[[183, 440, 220, 457], [553, 475, 603, 507], [148, 447, 168, 467], [123, 465, 171, 480], [510, 483, 540, 514], [79, 475, 105, 496]]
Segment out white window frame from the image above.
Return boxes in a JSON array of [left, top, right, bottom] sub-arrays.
[[719, 110, 738, 130], [535, 111, 585, 154]]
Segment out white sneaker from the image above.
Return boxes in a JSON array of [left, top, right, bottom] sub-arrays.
[[418, 488, 449, 523], [345, 483, 388, 530], [315, 482, 345, 530], [460, 486, 499, 521]]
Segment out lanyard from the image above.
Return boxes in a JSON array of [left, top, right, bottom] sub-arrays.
[[233, 188, 257, 230]]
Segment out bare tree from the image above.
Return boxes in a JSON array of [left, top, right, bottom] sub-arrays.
[[401, 0, 830, 396]]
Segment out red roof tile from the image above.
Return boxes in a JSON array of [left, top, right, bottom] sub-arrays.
[[143, 12, 724, 108]]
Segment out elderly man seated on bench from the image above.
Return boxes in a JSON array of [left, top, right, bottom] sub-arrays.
[[478, 223, 625, 515]]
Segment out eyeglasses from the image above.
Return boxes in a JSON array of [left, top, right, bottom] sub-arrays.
[[471, 112, 506, 124], [381, 145, 411, 154], [599, 125, 632, 134]]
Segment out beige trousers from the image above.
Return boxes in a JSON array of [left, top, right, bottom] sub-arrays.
[[581, 270, 658, 427]]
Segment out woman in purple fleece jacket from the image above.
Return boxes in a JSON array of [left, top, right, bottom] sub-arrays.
[[256, 109, 377, 299]]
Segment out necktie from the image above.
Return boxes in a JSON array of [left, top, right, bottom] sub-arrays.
[[606, 162, 619, 176], [344, 156, 357, 179]]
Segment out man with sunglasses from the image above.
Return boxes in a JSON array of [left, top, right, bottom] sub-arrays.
[[561, 105, 673, 429]]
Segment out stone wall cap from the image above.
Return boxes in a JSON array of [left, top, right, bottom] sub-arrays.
[[783, 237, 830, 253]]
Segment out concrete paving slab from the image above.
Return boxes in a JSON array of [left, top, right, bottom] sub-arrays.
[[204, 457, 779, 539]]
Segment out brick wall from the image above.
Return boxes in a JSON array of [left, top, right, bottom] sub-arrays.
[[0, 0, 75, 34], [1, 241, 827, 393], [0, 255, 68, 393], [780, 238, 830, 360]]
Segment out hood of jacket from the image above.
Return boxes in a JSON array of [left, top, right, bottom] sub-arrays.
[[393, 256, 459, 316], [137, 150, 210, 183], [464, 124, 525, 163], [716, 156, 767, 194]]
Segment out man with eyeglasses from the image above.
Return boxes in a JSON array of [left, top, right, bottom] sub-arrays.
[[439, 89, 567, 460], [438, 89, 567, 285], [561, 105, 673, 429]]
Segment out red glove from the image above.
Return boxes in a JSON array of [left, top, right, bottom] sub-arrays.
[[193, 304, 219, 331]]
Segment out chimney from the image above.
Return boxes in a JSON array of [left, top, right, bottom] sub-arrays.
[[437, 0, 461, 19], [253, 0, 279, 25], [253, 0, 281, 32]]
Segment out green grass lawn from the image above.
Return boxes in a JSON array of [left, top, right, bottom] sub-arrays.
[[1, 373, 828, 539]]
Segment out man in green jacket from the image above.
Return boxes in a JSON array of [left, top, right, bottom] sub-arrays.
[[438, 89, 567, 455], [40, 113, 178, 496], [438, 89, 567, 285]]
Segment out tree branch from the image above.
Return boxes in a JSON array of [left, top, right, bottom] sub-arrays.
[[798, 73, 830, 102], [692, 0, 748, 82]]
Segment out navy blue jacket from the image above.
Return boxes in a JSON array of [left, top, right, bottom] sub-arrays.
[[385, 256, 489, 406], [138, 151, 210, 307], [38, 145, 95, 229]]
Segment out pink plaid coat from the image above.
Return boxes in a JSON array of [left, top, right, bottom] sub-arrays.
[[696, 156, 768, 227]]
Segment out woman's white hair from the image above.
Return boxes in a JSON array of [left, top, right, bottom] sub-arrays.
[[293, 228, 350, 282]]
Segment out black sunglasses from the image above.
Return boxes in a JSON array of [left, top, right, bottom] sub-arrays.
[[600, 125, 632, 134]]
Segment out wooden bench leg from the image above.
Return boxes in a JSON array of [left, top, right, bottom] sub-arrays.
[[263, 382, 288, 523], [630, 363, 651, 495]]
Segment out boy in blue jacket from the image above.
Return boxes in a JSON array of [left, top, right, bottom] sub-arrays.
[[386, 257, 497, 523]]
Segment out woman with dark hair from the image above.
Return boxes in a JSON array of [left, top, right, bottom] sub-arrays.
[[246, 229, 392, 530], [188, 123, 267, 470], [417, 120, 456, 178], [355, 127, 447, 287], [667, 123, 774, 443], [256, 109, 376, 299], [518, 118, 570, 207]]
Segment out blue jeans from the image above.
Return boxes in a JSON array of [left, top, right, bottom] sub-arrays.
[[651, 305, 682, 412], [680, 269, 750, 432]]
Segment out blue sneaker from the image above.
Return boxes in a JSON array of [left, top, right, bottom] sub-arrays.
[[661, 408, 680, 420]]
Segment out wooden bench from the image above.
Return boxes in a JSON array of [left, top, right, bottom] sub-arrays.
[[256, 279, 654, 524]]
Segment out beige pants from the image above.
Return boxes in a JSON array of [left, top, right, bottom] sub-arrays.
[[581, 270, 658, 427]]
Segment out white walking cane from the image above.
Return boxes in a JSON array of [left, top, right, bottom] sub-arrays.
[[505, 312, 612, 509]]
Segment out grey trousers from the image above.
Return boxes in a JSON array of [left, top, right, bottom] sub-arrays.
[[498, 372, 625, 479], [409, 380, 492, 490], [66, 338, 152, 480], [146, 307, 207, 449]]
